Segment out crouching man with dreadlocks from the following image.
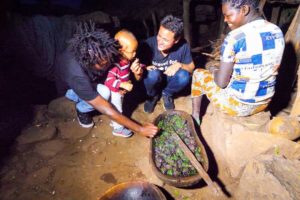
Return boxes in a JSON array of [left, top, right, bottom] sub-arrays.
[[55, 21, 158, 138]]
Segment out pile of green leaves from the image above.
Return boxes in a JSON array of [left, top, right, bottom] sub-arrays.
[[153, 114, 203, 177]]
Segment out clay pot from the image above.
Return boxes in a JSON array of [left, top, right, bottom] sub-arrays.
[[267, 116, 300, 140], [99, 181, 166, 200], [150, 110, 209, 187]]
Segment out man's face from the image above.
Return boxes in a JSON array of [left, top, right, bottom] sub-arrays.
[[157, 26, 178, 53], [222, 3, 245, 30], [94, 59, 110, 71]]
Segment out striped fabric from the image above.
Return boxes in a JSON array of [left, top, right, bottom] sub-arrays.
[[105, 59, 131, 92]]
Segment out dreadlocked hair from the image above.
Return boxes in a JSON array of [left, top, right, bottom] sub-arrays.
[[222, 0, 259, 10], [68, 21, 120, 71]]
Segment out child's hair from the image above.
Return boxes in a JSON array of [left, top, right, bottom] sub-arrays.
[[115, 29, 137, 47], [115, 29, 136, 41], [222, 0, 259, 10], [160, 15, 183, 40], [68, 20, 120, 71]]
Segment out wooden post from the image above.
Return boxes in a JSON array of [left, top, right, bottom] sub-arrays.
[[183, 0, 191, 44], [151, 12, 157, 35], [287, 6, 300, 117], [218, 14, 225, 36], [258, 0, 267, 19], [290, 64, 300, 117], [285, 5, 300, 52], [142, 19, 150, 38], [270, 6, 281, 25]]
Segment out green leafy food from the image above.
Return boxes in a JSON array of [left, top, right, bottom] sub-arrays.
[[153, 114, 204, 177]]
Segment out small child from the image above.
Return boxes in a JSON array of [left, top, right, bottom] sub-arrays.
[[105, 29, 143, 137]]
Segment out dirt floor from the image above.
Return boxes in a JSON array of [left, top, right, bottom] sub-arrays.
[[0, 95, 237, 200]]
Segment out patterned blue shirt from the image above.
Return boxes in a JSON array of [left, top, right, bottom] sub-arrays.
[[221, 19, 285, 104]]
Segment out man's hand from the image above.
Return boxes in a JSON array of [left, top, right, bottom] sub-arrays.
[[137, 123, 158, 138], [120, 81, 133, 92], [88, 95, 157, 138], [146, 65, 157, 71], [164, 62, 182, 76]]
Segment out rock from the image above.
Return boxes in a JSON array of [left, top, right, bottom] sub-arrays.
[[236, 155, 300, 200], [267, 116, 300, 140], [58, 120, 92, 139], [31, 105, 48, 124], [175, 95, 192, 114], [135, 156, 164, 187], [34, 140, 66, 157], [16, 125, 57, 144], [25, 167, 52, 185], [47, 97, 76, 119], [25, 155, 44, 174], [0, 184, 19, 200], [201, 104, 300, 178], [226, 130, 300, 177]]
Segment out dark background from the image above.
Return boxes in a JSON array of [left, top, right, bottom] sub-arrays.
[[0, 0, 298, 159]]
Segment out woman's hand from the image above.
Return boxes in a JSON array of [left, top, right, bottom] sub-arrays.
[[208, 65, 219, 74]]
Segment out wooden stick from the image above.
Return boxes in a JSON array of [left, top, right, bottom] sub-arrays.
[[202, 52, 215, 58], [171, 133, 223, 195]]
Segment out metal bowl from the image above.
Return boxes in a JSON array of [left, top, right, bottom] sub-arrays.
[[99, 181, 166, 200]]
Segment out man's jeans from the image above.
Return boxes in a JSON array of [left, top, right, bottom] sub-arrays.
[[143, 68, 190, 97], [65, 84, 110, 113]]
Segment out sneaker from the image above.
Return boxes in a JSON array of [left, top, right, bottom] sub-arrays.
[[76, 109, 94, 128], [144, 95, 160, 113], [162, 94, 175, 111], [112, 127, 133, 138]]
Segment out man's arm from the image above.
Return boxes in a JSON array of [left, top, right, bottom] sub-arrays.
[[181, 61, 195, 73], [88, 95, 157, 137], [164, 61, 195, 76]]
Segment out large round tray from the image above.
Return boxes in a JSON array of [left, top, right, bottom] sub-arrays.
[[150, 110, 209, 187]]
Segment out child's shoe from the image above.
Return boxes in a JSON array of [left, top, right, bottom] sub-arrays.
[[112, 127, 133, 138]]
